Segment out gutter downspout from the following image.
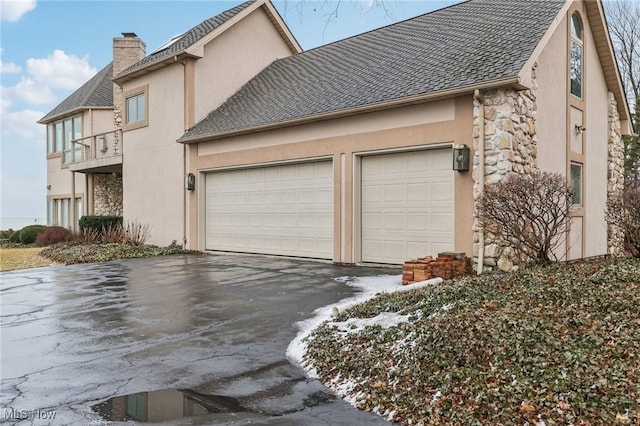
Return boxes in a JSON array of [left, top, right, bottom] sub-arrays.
[[475, 89, 485, 275]]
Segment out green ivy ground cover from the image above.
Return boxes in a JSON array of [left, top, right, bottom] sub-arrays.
[[304, 258, 640, 425], [40, 243, 195, 264]]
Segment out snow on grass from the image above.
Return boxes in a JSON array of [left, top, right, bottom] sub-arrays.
[[329, 311, 411, 333], [285, 275, 442, 378]]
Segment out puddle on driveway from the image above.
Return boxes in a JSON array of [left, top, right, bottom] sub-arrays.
[[92, 388, 245, 422]]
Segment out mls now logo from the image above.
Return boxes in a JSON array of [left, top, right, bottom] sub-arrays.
[[3, 408, 57, 420]]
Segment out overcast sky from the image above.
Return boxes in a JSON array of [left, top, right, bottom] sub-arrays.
[[0, 0, 458, 230]]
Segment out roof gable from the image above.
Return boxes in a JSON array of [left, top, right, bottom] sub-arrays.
[[180, 0, 565, 142], [39, 62, 113, 124], [114, 0, 300, 83]]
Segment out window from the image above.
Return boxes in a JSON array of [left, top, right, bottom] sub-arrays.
[[126, 92, 145, 124], [55, 121, 64, 152], [570, 162, 583, 205], [570, 12, 583, 98], [50, 197, 81, 229], [48, 115, 82, 160], [47, 124, 54, 154], [73, 116, 82, 161], [123, 85, 148, 131], [47, 199, 54, 226]]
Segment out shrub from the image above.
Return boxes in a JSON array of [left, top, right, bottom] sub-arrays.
[[0, 229, 14, 240], [18, 225, 48, 245], [8, 229, 21, 243], [73, 228, 99, 244], [607, 181, 640, 257], [79, 215, 122, 235], [35, 226, 73, 246], [477, 171, 574, 265], [122, 221, 150, 245], [99, 221, 150, 245]]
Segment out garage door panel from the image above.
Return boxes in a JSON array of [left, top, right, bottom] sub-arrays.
[[206, 161, 333, 259], [362, 149, 454, 264]]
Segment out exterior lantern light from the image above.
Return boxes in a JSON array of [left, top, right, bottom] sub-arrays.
[[452, 144, 470, 172], [185, 173, 195, 191]]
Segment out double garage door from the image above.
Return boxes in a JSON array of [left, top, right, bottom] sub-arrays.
[[205, 149, 453, 264], [205, 161, 334, 259]]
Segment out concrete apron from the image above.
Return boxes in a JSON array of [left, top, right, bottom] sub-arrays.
[[1, 254, 398, 425]]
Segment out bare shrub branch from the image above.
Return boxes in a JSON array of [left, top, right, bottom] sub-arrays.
[[477, 171, 574, 266], [607, 181, 640, 257]]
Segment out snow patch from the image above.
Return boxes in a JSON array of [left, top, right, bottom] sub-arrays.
[[330, 311, 411, 333], [286, 274, 442, 376]]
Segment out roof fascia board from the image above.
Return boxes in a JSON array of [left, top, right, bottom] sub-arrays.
[[261, 1, 303, 53], [38, 106, 114, 124], [114, 1, 264, 84], [584, 0, 632, 125], [178, 76, 520, 144], [114, 52, 200, 84], [518, 0, 631, 125], [184, 0, 266, 56]]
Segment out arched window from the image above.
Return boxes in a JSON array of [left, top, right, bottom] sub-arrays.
[[570, 12, 583, 98]]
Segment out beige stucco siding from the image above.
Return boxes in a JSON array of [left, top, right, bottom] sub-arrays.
[[122, 64, 185, 245], [583, 6, 610, 257], [536, 1, 612, 259], [193, 7, 293, 122], [536, 14, 568, 176], [190, 96, 474, 263]]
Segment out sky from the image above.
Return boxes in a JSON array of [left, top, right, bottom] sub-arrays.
[[0, 0, 459, 230]]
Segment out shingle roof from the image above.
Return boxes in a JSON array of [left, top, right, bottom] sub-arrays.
[[117, 0, 255, 78], [39, 62, 114, 123], [180, 0, 565, 141]]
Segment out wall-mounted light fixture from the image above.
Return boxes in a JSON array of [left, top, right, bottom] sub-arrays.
[[47, 185, 51, 190], [185, 173, 195, 191], [452, 144, 470, 172], [575, 124, 586, 135], [99, 135, 108, 152]]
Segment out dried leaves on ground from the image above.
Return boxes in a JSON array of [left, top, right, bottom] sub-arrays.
[[304, 258, 640, 425]]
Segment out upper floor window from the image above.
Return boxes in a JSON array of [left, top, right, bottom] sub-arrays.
[[126, 92, 145, 123], [123, 85, 148, 131], [570, 12, 583, 99], [47, 114, 82, 162]]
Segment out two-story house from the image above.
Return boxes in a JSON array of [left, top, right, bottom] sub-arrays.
[[40, 0, 298, 242], [41, 0, 632, 271]]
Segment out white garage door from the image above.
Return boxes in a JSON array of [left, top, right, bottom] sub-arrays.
[[205, 161, 333, 259], [361, 148, 454, 264]]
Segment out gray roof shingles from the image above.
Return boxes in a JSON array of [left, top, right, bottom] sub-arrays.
[[39, 62, 114, 123], [180, 0, 564, 141], [117, 0, 255, 77]]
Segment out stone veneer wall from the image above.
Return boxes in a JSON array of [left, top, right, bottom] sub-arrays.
[[94, 173, 123, 216], [472, 67, 539, 272], [606, 91, 625, 255]]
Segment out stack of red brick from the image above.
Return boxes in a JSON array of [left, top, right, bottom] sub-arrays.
[[402, 252, 470, 285]]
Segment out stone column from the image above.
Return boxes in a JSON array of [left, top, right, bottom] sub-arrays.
[[606, 91, 625, 255], [472, 66, 539, 271]]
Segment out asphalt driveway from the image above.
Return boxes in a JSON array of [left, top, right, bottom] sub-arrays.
[[1, 254, 398, 425]]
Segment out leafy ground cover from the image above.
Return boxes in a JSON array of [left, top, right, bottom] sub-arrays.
[[0, 247, 54, 271], [304, 258, 640, 425], [40, 242, 194, 265]]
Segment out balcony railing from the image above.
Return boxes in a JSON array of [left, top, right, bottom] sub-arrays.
[[67, 130, 123, 172]]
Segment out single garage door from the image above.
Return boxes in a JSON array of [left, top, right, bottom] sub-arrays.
[[205, 161, 333, 259], [361, 148, 454, 264]]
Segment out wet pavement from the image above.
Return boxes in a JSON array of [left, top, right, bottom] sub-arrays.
[[1, 254, 398, 425]]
